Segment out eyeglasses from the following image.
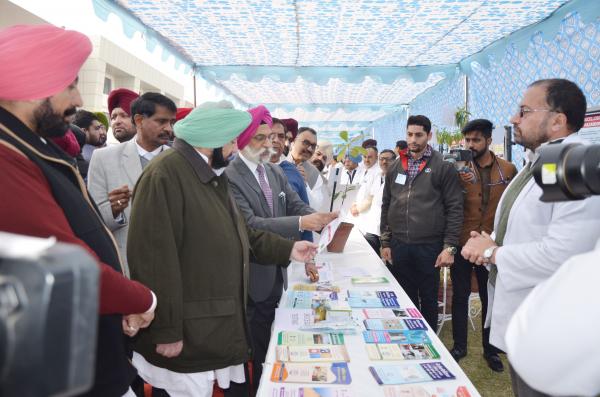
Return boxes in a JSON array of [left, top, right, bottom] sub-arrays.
[[379, 156, 394, 163], [517, 106, 556, 119], [252, 133, 276, 144], [300, 139, 317, 150]]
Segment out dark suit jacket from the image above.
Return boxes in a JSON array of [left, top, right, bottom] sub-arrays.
[[226, 155, 315, 302]]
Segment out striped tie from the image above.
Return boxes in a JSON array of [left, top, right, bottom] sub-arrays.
[[256, 164, 274, 215]]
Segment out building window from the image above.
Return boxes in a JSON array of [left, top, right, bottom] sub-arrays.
[[103, 77, 112, 95]]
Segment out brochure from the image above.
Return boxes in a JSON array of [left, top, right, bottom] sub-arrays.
[[364, 318, 406, 331], [278, 331, 345, 346], [276, 345, 351, 362], [369, 362, 456, 385], [347, 290, 400, 308], [366, 343, 440, 361], [270, 362, 352, 384], [293, 282, 341, 292], [404, 319, 428, 331], [362, 308, 423, 319], [287, 291, 341, 310], [383, 384, 472, 397], [362, 330, 431, 344], [269, 386, 353, 397], [351, 276, 390, 285]]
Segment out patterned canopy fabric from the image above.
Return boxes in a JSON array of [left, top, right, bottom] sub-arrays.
[[110, 0, 571, 140]]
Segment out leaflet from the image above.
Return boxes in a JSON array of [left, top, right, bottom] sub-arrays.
[[362, 330, 431, 344], [269, 386, 353, 397], [287, 291, 341, 310], [364, 318, 405, 331], [383, 385, 472, 397], [270, 362, 352, 384], [369, 362, 456, 385], [351, 276, 390, 285], [366, 343, 440, 361], [347, 290, 400, 308], [278, 331, 345, 346], [293, 282, 341, 292], [362, 308, 423, 319], [276, 345, 351, 362]]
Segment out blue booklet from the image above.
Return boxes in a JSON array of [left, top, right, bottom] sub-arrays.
[[403, 319, 428, 331], [362, 330, 431, 344], [369, 362, 455, 385], [347, 290, 400, 308]]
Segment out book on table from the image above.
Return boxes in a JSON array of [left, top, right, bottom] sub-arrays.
[[362, 308, 423, 319], [276, 345, 351, 362], [362, 330, 431, 344], [270, 362, 352, 384], [369, 362, 455, 385], [278, 331, 345, 346], [347, 290, 400, 308], [364, 318, 428, 331], [269, 386, 354, 397], [383, 384, 472, 397], [366, 343, 440, 360]]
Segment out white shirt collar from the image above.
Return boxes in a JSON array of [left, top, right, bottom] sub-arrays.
[[135, 138, 167, 158], [195, 150, 226, 176]]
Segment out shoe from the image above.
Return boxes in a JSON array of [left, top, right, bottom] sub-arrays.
[[450, 347, 467, 362], [484, 353, 504, 372]]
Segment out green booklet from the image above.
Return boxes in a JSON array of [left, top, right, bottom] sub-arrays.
[[351, 276, 390, 285]]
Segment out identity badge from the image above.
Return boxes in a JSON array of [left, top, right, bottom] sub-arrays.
[[395, 173, 407, 185]]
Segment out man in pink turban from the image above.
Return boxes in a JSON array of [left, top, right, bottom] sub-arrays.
[[0, 24, 156, 397], [108, 88, 139, 142], [227, 106, 335, 393]]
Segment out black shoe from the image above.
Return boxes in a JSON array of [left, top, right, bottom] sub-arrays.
[[484, 353, 504, 372], [450, 347, 467, 362]]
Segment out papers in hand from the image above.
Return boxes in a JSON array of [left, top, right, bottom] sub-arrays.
[[318, 218, 341, 253]]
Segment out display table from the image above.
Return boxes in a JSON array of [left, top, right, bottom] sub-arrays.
[[257, 228, 481, 396]]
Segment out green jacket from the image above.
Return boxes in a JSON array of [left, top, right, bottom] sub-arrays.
[[127, 139, 294, 373]]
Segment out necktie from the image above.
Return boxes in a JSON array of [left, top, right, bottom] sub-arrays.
[[256, 164, 274, 215], [488, 162, 534, 286]]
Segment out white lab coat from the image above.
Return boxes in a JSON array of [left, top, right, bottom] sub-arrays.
[[488, 133, 600, 351], [505, 239, 600, 396]]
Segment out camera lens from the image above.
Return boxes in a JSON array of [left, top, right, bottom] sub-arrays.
[[534, 143, 600, 202]]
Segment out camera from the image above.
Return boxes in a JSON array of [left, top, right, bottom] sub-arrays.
[[533, 143, 600, 202], [0, 232, 99, 396], [443, 149, 474, 173]]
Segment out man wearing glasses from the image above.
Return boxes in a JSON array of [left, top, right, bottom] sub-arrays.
[[462, 79, 600, 395], [449, 119, 517, 372], [288, 126, 321, 189]]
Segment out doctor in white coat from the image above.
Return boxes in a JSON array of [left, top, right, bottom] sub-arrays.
[[462, 78, 600, 396]]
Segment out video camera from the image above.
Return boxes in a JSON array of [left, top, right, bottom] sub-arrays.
[[533, 143, 600, 202], [0, 232, 99, 396], [443, 149, 473, 173]]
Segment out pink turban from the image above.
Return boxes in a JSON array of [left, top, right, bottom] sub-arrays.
[[0, 24, 92, 101], [237, 105, 273, 150], [107, 88, 139, 116]]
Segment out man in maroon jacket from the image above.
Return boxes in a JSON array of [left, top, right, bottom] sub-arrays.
[[0, 24, 156, 397]]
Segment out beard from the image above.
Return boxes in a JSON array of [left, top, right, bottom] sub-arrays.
[[243, 146, 276, 164], [471, 147, 487, 160], [212, 147, 230, 169], [33, 99, 72, 138]]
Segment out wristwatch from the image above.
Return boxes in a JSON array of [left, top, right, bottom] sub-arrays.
[[445, 245, 457, 255], [483, 246, 497, 263]]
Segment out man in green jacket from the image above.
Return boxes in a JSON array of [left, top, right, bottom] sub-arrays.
[[127, 105, 318, 397]]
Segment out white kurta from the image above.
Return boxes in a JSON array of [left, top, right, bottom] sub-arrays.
[[353, 165, 381, 233], [505, 239, 600, 396], [488, 133, 600, 351], [133, 352, 245, 397]]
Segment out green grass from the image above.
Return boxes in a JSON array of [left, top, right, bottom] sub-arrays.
[[438, 298, 513, 397]]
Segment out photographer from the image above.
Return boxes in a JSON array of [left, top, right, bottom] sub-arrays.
[[450, 119, 517, 371]]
